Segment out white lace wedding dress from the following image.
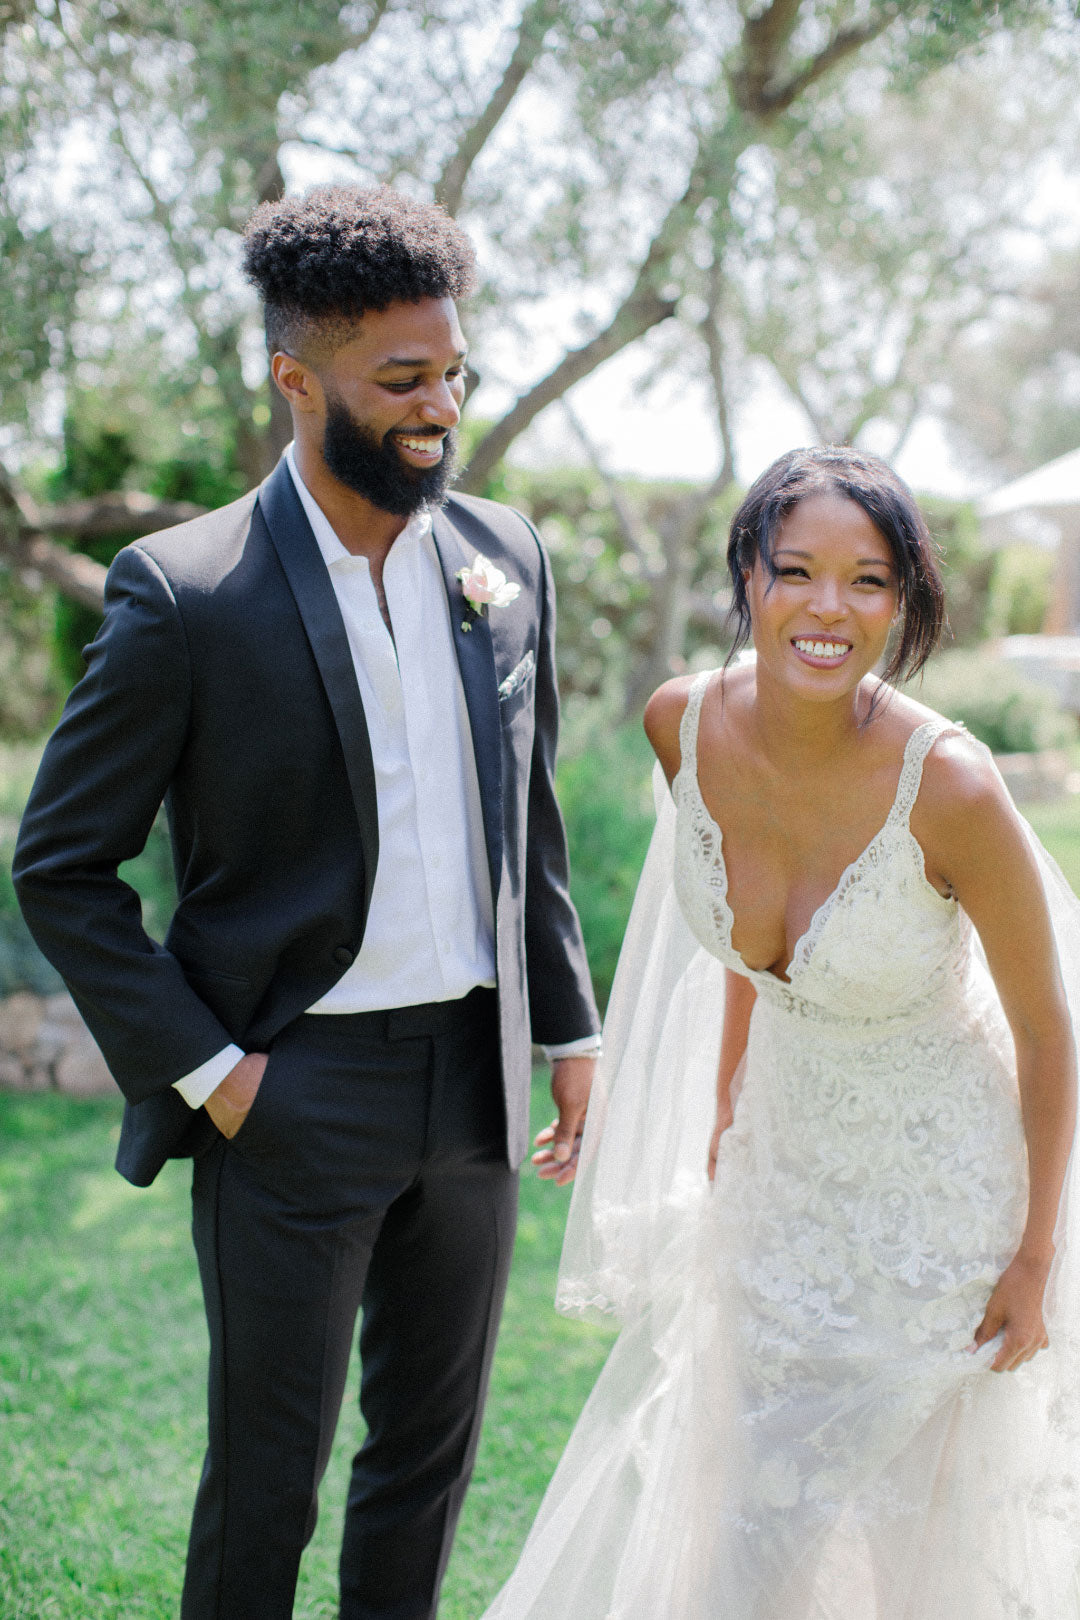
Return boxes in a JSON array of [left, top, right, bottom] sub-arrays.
[[484, 673, 1080, 1619]]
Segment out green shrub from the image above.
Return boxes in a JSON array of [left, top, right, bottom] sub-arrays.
[[907, 649, 1075, 754], [1, 741, 177, 995], [558, 722, 656, 1008], [983, 545, 1055, 639]]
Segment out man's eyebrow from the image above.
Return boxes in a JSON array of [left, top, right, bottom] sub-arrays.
[[375, 350, 469, 370]]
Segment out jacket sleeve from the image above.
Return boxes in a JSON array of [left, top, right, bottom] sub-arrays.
[[12, 544, 234, 1103], [521, 526, 601, 1046]]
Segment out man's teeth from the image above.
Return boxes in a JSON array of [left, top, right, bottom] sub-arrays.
[[793, 639, 849, 659], [397, 435, 442, 453]]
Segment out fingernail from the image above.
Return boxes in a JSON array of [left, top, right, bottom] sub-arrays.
[[553, 1143, 570, 1162]]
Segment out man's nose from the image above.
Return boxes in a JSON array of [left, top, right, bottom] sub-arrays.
[[417, 377, 462, 428]]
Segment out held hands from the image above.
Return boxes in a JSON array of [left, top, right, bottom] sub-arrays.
[[204, 1051, 268, 1139], [971, 1247, 1052, 1372], [532, 1055, 596, 1186]]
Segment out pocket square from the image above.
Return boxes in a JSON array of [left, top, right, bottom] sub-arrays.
[[498, 650, 535, 701]]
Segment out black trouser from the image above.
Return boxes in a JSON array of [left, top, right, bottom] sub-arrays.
[[182, 988, 518, 1620]]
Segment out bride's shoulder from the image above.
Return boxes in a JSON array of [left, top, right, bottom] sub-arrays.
[[888, 700, 1015, 844], [873, 684, 1006, 818], [643, 675, 699, 784], [644, 667, 739, 783]]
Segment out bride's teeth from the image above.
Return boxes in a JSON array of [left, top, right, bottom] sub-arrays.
[[794, 638, 847, 658]]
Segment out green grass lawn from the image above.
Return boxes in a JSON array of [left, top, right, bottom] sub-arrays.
[[0, 1080, 615, 1620], [1025, 797, 1080, 895], [6, 792, 1080, 1618]]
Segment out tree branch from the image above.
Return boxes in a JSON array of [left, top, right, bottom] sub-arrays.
[[700, 255, 736, 493], [737, 0, 805, 103], [460, 285, 680, 493], [733, 5, 899, 120], [458, 140, 729, 493], [0, 467, 205, 615], [435, 0, 558, 216], [15, 538, 109, 614], [559, 399, 659, 575], [34, 492, 205, 543]]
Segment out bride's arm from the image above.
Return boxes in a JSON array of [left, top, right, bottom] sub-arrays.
[[709, 970, 756, 1181], [915, 735, 1077, 1372]]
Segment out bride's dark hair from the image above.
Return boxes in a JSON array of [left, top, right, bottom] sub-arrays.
[[726, 445, 945, 686]]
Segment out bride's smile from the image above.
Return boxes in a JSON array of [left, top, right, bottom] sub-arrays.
[[745, 490, 899, 705]]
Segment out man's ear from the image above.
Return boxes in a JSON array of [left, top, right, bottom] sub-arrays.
[[271, 350, 320, 414]]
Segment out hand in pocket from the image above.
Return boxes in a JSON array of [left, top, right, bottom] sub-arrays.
[[205, 1051, 269, 1139]]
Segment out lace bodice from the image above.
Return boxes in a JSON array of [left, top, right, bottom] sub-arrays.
[[673, 670, 969, 1025]]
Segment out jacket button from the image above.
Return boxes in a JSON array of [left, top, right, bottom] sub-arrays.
[[333, 946, 354, 967]]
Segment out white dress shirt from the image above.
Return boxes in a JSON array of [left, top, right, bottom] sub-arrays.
[[174, 449, 594, 1110]]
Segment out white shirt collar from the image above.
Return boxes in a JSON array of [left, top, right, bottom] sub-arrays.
[[284, 442, 432, 571]]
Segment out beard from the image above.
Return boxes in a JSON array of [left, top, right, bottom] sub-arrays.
[[321, 394, 457, 516]]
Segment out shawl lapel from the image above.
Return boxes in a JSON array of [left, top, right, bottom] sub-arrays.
[[431, 507, 504, 903], [256, 458, 380, 922]]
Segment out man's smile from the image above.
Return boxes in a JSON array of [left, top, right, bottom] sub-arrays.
[[394, 432, 445, 464]]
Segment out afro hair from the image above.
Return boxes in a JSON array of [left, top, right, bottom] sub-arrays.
[[242, 184, 477, 357]]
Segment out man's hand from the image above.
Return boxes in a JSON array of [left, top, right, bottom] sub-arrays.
[[532, 1054, 596, 1186], [204, 1051, 268, 1139]]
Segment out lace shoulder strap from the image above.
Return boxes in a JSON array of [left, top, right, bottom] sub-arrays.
[[676, 670, 713, 783], [888, 717, 964, 828]]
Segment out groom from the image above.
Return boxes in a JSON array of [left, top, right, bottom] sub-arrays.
[[13, 185, 600, 1619]]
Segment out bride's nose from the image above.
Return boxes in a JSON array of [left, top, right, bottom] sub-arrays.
[[807, 577, 847, 622]]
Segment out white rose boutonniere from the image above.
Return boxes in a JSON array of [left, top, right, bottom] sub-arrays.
[[456, 554, 520, 631]]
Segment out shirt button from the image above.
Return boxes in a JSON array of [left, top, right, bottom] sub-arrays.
[[332, 946, 354, 967]]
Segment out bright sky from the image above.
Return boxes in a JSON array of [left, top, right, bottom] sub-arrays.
[[489, 351, 982, 499]]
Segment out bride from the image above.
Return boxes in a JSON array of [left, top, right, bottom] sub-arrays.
[[485, 445, 1080, 1618]]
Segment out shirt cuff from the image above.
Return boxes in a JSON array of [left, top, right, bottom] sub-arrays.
[[172, 1044, 246, 1110], [542, 1034, 602, 1062]]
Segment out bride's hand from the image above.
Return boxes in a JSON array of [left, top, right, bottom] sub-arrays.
[[707, 1095, 734, 1182], [971, 1249, 1052, 1371]]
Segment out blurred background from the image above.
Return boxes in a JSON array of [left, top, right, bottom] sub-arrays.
[[4, 0, 1080, 1017], [3, 5, 1080, 1610]]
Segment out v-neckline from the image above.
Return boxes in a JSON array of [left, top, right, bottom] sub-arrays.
[[684, 719, 942, 986]]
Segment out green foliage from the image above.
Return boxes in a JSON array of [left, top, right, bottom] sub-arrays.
[[0, 566, 64, 741], [148, 455, 246, 509], [41, 415, 245, 691], [920, 496, 990, 647], [0, 210, 84, 427], [908, 647, 1076, 753], [46, 422, 137, 501], [0, 741, 62, 994], [0, 741, 175, 995], [983, 545, 1055, 639], [917, 498, 1050, 650], [503, 462, 738, 706], [557, 722, 656, 1007]]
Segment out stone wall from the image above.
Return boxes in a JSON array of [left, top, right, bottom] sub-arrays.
[[0, 990, 118, 1097]]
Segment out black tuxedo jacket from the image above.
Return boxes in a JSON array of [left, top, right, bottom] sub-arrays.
[[13, 458, 598, 1185]]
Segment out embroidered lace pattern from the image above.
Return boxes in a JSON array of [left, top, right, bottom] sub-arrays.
[[484, 670, 1080, 1620]]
